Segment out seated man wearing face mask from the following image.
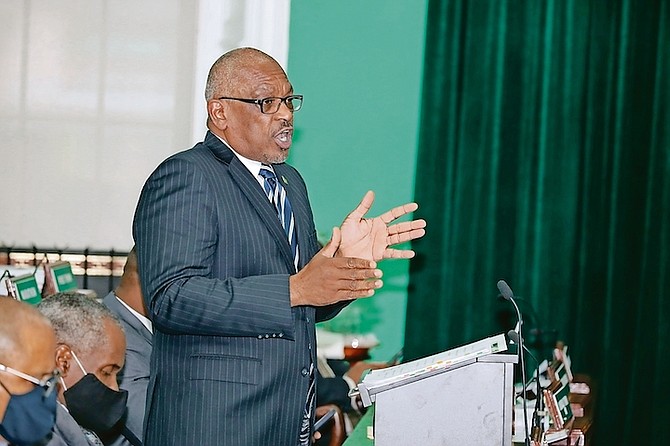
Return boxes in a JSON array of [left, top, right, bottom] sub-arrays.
[[0, 298, 60, 446], [37, 293, 127, 446]]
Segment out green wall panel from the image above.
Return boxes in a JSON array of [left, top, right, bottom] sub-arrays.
[[287, 0, 427, 360]]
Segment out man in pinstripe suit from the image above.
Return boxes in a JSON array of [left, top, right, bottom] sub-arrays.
[[133, 47, 426, 446]]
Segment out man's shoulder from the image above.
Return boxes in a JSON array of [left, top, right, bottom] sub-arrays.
[[46, 405, 91, 446], [144, 142, 227, 188], [162, 142, 217, 166], [101, 293, 149, 337], [101, 292, 130, 322], [101, 291, 117, 307], [102, 291, 132, 322]]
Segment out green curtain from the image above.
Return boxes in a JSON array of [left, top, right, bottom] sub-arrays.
[[405, 0, 669, 443]]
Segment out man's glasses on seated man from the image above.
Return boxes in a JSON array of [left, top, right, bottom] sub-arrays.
[[217, 95, 303, 114], [0, 363, 61, 398]]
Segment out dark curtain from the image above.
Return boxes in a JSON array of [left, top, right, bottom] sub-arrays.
[[405, 0, 669, 444]]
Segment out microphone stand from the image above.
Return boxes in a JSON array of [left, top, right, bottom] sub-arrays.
[[531, 366, 544, 444], [498, 280, 530, 446], [509, 330, 544, 444]]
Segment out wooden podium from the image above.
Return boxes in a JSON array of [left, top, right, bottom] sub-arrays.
[[357, 334, 517, 446]]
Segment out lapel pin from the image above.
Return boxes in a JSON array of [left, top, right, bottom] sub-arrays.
[[281, 175, 288, 185]]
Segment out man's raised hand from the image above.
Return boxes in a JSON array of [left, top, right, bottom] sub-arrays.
[[289, 227, 383, 307], [339, 191, 426, 261]]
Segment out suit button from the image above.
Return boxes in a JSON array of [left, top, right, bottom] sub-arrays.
[[301, 367, 309, 377], [265, 334, 270, 338], [279, 333, 284, 338], [272, 334, 277, 338], [257, 335, 263, 339]]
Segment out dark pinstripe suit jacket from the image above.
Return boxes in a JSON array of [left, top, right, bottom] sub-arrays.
[[133, 131, 344, 446]]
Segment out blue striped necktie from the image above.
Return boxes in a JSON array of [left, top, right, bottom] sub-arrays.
[[259, 164, 300, 269], [260, 165, 313, 444]]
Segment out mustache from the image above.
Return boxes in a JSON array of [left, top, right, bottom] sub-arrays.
[[274, 122, 293, 134], [277, 118, 293, 129]]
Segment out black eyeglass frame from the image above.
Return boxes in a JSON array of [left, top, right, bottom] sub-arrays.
[[0, 363, 61, 398], [217, 95, 303, 114]]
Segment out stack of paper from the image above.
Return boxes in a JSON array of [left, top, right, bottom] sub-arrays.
[[358, 333, 508, 406]]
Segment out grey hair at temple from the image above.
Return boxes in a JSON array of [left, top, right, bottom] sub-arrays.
[[36, 292, 124, 355]]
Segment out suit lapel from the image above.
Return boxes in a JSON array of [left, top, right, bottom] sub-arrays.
[[205, 133, 296, 272]]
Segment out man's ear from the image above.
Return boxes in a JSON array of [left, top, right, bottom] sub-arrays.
[[207, 99, 228, 131], [55, 344, 72, 378]]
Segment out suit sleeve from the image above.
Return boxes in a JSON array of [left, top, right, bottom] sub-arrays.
[[133, 157, 295, 338]]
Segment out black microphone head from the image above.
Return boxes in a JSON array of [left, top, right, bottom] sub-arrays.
[[497, 280, 514, 301], [507, 329, 521, 344]]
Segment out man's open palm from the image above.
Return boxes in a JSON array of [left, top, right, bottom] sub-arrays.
[[338, 191, 427, 261]]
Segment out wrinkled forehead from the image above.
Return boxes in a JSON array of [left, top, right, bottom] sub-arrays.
[[233, 61, 292, 97]]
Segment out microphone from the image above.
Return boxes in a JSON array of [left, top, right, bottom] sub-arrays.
[[508, 330, 545, 442], [497, 280, 530, 446]]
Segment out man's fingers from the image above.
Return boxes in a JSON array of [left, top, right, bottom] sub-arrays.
[[341, 256, 377, 270], [342, 288, 377, 300], [387, 219, 427, 235], [386, 220, 427, 240], [346, 267, 383, 280], [345, 190, 375, 221], [341, 278, 383, 291], [387, 227, 426, 246], [383, 248, 416, 259], [378, 202, 419, 224], [385, 219, 426, 246]]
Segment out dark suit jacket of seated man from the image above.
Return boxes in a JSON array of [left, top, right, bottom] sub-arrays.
[[103, 247, 152, 446]]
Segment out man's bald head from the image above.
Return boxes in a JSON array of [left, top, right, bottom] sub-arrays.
[[0, 298, 56, 423], [0, 298, 54, 365], [204, 47, 286, 100]]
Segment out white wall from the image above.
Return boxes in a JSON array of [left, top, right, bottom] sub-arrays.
[[0, 0, 290, 250]]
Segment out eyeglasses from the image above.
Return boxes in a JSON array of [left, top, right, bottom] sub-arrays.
[[0, 363, 61, 398], [217, 95, 303, 114]]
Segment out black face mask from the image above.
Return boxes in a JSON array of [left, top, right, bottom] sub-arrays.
[[64, 373, 128, 434], [62, 352, 128, 434]]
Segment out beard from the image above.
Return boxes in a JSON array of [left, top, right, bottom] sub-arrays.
[[263, 149, 289, 164]]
